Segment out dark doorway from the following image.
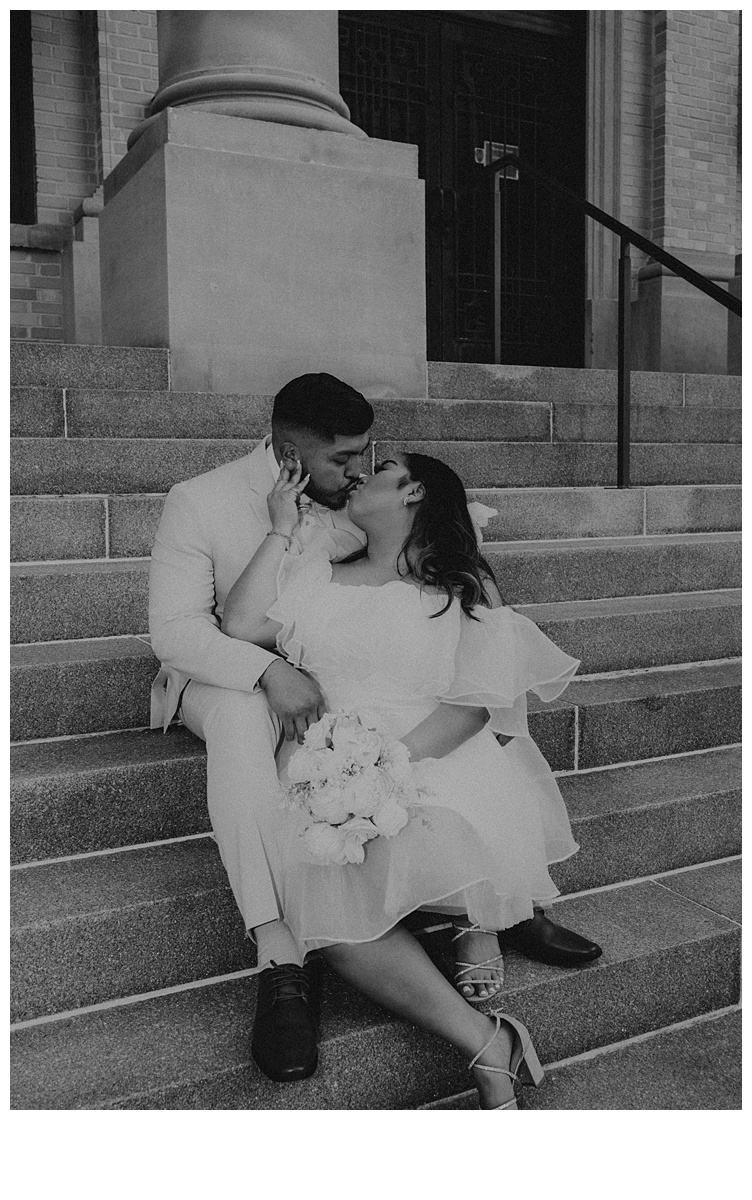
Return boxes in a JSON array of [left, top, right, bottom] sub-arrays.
[[339, 10, 587, 366], [10, 9, 38, 226]]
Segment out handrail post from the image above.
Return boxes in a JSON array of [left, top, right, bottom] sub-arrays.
[[617, 237, 632, 488]]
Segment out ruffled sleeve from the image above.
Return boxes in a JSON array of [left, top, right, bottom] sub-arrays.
[[439, 605, 580, 737], [266, 546, 333, 668]]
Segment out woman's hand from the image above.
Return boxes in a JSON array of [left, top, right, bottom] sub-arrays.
[[267, 461, 311, 537]]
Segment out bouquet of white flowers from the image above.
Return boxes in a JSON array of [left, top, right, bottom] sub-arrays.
[[284, 711, 426, 865]]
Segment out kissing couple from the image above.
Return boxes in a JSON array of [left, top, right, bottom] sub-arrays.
[[149, 372, 602, 1110]]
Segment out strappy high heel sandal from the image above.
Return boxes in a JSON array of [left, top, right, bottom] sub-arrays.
[[468, 1013, 545, 1110], [452, 921, 505, 1004]]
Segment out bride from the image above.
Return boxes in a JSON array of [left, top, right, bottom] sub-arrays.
[[222, 451, 581, 1110]]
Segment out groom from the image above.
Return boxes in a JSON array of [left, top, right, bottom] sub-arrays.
[[149, 371, 601, 1085]]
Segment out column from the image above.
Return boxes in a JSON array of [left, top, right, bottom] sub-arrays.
[[99, 10, 427, 396]]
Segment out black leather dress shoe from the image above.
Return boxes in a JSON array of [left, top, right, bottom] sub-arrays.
[[499, 908, 603, 968], [251, 963, 318, 1082]]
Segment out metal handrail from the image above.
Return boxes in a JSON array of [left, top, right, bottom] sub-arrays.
[[486, 151, 741, 488]]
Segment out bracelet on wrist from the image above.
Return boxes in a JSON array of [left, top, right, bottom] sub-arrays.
[[266, 530, 292, 549]]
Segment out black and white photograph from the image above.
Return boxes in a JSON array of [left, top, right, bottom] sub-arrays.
[[9, 2, 742, 1138]]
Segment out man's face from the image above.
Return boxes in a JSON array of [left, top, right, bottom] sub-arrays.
[[290, 431, 372, 509]]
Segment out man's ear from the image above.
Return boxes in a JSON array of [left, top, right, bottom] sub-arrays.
[[279, 440, 301, 469]]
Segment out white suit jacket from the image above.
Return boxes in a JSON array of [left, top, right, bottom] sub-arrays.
[[148, 439, 366, 730]]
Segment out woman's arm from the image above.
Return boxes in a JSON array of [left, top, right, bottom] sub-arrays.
[[400, 702, 489, 762], [221, 462, 308, 646], [400, 576, 512, 761]]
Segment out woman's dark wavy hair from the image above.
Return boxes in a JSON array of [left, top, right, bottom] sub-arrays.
[[345, 452, 502, 619]]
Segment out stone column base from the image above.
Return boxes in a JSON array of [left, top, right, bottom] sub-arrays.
[[632, 254, 736, 375], [99, 108, 427, 397]]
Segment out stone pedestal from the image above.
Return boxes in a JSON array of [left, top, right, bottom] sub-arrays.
[[631, 253, 736, 375], [99, 108, 427, 396]]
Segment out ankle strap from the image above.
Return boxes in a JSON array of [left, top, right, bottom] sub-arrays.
[[468, 1014, 519, 1083]]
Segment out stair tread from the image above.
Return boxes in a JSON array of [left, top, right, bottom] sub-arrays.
[[432, 1010, 742, 1110], [11, 837, 225, 928], [9, 862, 741, 1108], [11, 726, 203, 781], [487, 530, 740, 552], [10, 635, 153, 667], [550, 658, 741, 706], [558, 745, 741, 820], [521, 588, 741, 622]]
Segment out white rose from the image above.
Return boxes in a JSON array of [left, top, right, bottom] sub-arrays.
[[303, 822, 347, 863], [308, 785, 352, 826], [347, 765, 390, 817], [339, 817, 377, 864], [372, 800, 409, 838]]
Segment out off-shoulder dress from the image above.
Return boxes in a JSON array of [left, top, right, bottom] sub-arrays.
[[256, 545, 581, 956]]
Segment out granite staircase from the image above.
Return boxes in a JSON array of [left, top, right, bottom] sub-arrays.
[[10, 343, 742, 1109]]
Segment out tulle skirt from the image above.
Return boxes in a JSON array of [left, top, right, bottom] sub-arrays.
[[264, 719, 578, 955]]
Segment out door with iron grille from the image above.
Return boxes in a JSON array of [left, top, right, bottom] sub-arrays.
[[339, 11, 586, 366]]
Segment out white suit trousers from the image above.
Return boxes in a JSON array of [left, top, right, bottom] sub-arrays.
[[180, 680, 285, 932]]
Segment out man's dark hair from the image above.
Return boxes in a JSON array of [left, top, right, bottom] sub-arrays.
[[272, 372, 374, 441]]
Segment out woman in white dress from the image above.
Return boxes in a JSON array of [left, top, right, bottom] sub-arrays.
[[222, 451, 581, 1110]]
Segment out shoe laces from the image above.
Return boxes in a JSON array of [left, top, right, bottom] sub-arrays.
[[262, 962, 311, 1006]]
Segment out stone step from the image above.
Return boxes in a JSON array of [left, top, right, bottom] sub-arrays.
[[524, 590, 741, 675], [533, 660, 741, 772], [10, 627, 740, 756], [11, 494, 164, 563], [10, 341, 170, 390], [8, 534, 741, 645], [10, 683, 741, 882], [10, 636, 157, 741], [11, 727, 209, 864], [426, 1007, 742, 1110], [427, 362, 742, 407], [11, 437, 742, 495], [12, 389, 553, 444], [10, 437, 259, 496], [553, 405, 740, 444], [486, 532, 740, 605], [11, 560, 149, 644], [10, 860, 741, 1107], [10, 485, 742, 562], [10, 385, 741, 444], [377, 440, 742, 489], [468, 485, 741, 542], [9, 575, 742, 699]]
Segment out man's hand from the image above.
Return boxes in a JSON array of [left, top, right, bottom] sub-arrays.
[[259, 658, 326, 743]]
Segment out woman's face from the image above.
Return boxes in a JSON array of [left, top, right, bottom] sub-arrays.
[[346, 454, 414, 527]]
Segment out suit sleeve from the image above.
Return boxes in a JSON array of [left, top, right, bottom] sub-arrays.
[[148, 482, 277, 692]]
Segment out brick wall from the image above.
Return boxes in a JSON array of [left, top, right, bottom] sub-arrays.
[[96, 11, 158, 178], [10, 247, 63, 342], [12, 11, 158, 342], [30, 10, 100, 228], [651, 9, 740, 256]]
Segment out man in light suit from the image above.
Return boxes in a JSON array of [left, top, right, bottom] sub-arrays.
[[149, 373, 373, 1083]]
